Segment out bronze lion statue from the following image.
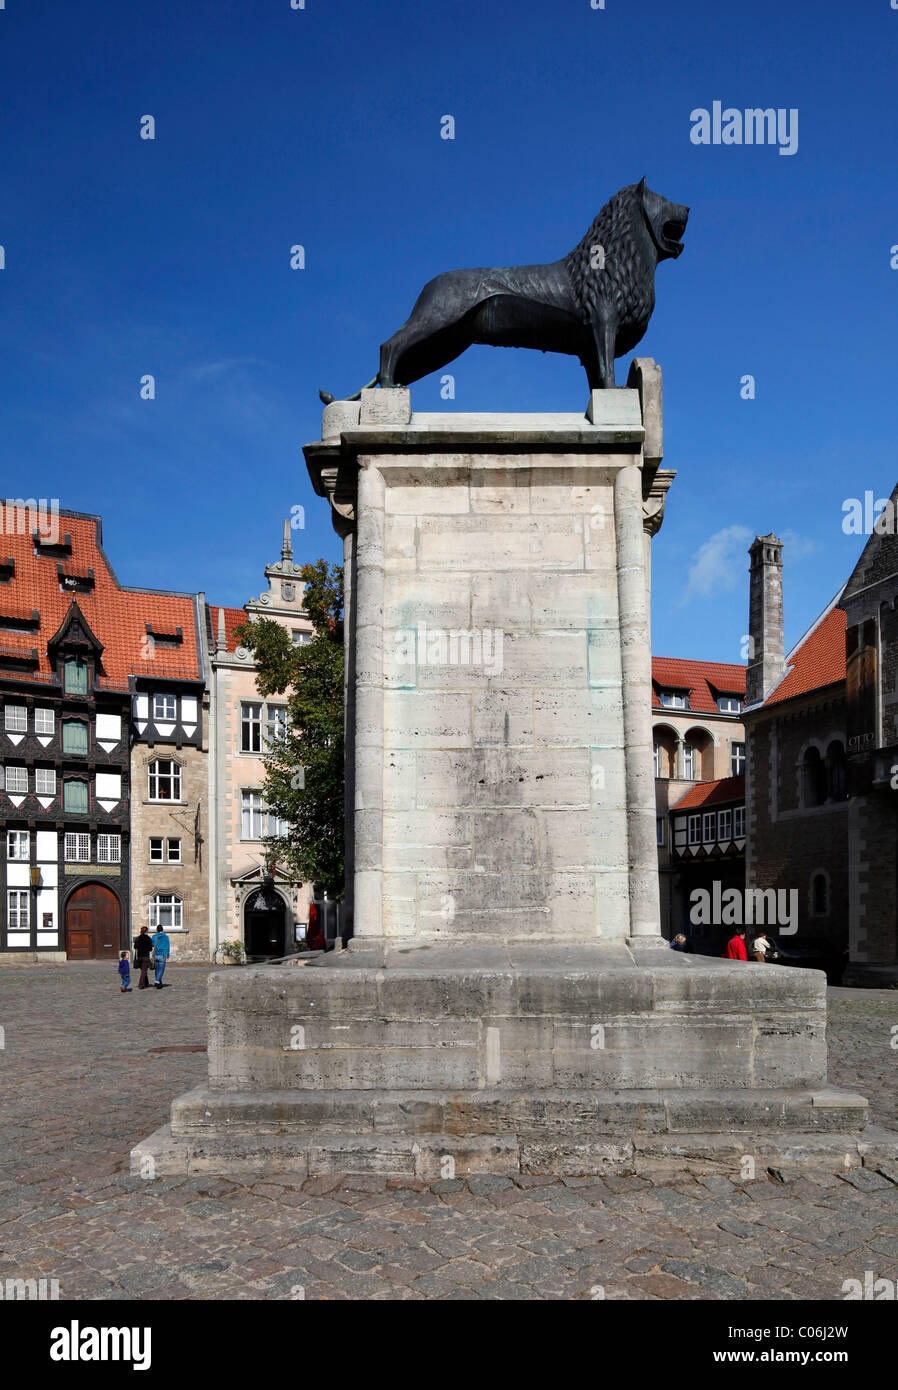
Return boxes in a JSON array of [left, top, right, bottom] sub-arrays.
[[320, 178, 688, 402]]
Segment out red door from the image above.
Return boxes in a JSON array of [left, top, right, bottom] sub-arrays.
[[65, 884, 121, 960]]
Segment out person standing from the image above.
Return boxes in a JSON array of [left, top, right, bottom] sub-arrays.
[[133, 925, 153, 989], [725, 926, 748, 961], [118, 951, 132, 992], [153, 924, 171, 988], [751, 931, 773, 962]]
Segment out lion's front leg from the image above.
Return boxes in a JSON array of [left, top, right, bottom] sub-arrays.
[[591, 318, 617, 390]]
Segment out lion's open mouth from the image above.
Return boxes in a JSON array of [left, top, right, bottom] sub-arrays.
[[662, 218, 687, 249]]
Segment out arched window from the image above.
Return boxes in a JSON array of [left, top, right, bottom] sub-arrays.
[[811, 872, 828, 915], [826, 741, 848, 801], [148, 758, 181, 801], [801, 747, 826, 807], [149, 893, 182, 929]]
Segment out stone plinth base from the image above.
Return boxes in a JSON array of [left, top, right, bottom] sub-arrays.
[[132, 947, 877, 1179]]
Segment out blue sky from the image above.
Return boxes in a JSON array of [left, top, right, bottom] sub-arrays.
[[2, 0, 897, 662]]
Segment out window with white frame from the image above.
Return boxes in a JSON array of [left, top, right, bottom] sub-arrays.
[[718, 808, 733, 841], [683, 745, 696, 779], [34, 708, 54, 735], [659, 690, 689, 709], [4, 705, 26, 733], [266, 809, 288, 838], [731, 742, 745, 776], [149, 893, 182, 929], [241, 790, 263, 838], [266, 706, 287, 746], [148, 759, 181, 800], [734, 806, 746, 838], [702, 811, 716, 843], [7, 830, 29, 861], [5, 765, 27, 793], [241, 703, 262, 752], [64, 832, 90, 862], [167, 838, 181, 863], [688, 814, 701, 846], [7, 888, 29, 929], [292, 631, 311, 647], [34, 768, 56, 796], [653, 743, 664, 778], [656, 817, 665, 846], [97, 834, 121, 864], [149, 838, 164, 862], [717, 696, 743, 714], [153, 693, 177, 722]]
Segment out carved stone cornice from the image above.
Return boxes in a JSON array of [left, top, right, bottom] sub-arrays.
[[643, 468, 676, 538]]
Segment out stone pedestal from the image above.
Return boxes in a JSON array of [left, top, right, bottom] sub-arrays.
[[316, 359, 673, 948], [134, 365, 879, 1180]]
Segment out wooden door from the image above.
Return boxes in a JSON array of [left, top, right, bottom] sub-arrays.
[[65, 884, 121, 960]]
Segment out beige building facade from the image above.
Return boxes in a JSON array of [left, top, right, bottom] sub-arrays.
[[207, 524, 316, 960]]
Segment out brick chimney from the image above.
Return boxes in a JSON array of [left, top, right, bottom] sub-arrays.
[[747, 533, 785, 705]]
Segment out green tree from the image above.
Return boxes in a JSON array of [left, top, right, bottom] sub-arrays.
[[234, 560, 344, 896]]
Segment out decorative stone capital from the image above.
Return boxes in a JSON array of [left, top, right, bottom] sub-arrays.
[[643, 468, 676, 538]]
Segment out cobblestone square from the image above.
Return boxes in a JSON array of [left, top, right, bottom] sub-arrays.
[[1, 965, 896, 1301]]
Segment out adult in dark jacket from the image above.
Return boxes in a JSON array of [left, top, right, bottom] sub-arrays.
[[133, 925, 153, 989]]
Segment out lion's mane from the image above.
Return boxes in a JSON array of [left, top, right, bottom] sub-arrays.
[[563, 182, 655, 334]]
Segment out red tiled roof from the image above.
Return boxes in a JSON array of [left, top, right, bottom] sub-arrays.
[[763, 603, 846, 708], [209, 605, 248, 653], [672, 774, 745, 811], [652, 657, 746, 713], [0, 513, 201, 685]]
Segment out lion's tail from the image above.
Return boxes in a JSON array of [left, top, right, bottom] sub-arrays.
[[319, 376, 379, 406]]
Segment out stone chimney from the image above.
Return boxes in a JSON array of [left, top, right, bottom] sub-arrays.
[[747, 533, 785, 705], [216, 606, 227, 653]]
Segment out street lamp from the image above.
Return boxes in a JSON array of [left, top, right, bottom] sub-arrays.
[[29, 866, 41, 954]]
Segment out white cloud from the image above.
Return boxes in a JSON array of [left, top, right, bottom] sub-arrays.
[[780, 529, 816, 561], [682, 525, 753, 603]]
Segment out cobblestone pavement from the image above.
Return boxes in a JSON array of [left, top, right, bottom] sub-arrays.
[[1, 966, 896, 1301]]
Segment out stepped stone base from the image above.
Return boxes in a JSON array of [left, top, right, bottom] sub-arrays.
[[133, 1121, 897, 1181], [132, 946, 879, 1179]]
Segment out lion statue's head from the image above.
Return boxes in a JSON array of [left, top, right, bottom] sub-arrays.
[[564, 178, 689, 328]]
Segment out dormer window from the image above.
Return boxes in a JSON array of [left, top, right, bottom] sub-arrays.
[[0, 557, 14, 583], [57, 564, 95, 594], [33, 530, 72, 557], [659, 689, 689, 710], [717, 695, 743, 714], [145, 623, 183, 647], [64, 656, 89, 694], [0, 606, 39, 632]]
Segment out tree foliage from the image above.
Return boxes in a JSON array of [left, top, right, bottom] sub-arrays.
[[234, 560, 344, 896]]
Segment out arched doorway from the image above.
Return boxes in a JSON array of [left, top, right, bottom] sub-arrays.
[[65, 883, 121, 961], [244, 885, 286, 957]]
